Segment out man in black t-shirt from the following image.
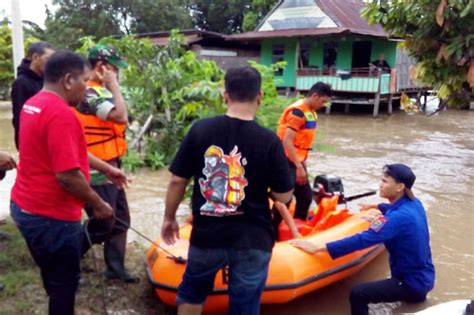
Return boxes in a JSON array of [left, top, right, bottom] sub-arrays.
[[369, 53, 391, 73], [161, 66, 294, 315]]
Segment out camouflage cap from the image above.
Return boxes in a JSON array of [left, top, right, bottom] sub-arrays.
[[88, 44, 128, 69]]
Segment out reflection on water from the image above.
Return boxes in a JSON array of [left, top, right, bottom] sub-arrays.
[[1, 103, 473, 314]]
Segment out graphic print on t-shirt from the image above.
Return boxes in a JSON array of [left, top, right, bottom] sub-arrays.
[[198, 145, 248, 216]]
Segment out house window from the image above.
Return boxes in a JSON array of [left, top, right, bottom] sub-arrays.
[[272, 44, 285, 76], [299, 43, 310, 68], [323, 41, 338, 71]]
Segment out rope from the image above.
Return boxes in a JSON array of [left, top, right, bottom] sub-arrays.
[[114, 217, 186, 264], [81, 216, 186, 313], [84, 220, 109, 315]]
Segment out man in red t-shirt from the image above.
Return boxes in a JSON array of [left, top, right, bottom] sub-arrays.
[[10, 51, 115, 315]]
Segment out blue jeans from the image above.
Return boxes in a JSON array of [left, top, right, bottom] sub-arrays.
[[177, 246, 271, 315], [10, 201, 82, 315]]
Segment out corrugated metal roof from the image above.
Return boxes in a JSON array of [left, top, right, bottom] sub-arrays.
[[234, 0, 388, 40], [258, 0, 337, 31], [230, 28, 347, 40], [139, 30, 230, 46], [269, 17, 326, 30], [316, 0, 386, 35], [148, 34, 203, 46]]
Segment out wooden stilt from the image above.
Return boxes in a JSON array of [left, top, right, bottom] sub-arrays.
[[388, 94, 393, 115], [344, 103, 350, 114], [325, 104, 331, 115], [422, 91, 428, 112], [373, 75, 382, 118], [373, 92, 381, 118]]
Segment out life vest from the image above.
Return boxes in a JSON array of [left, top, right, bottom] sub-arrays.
[[73, 82, 127, 161], [301, 195, 339, 235], [276, 99, 317, 162]]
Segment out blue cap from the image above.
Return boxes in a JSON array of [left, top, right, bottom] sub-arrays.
[[383, 164, 416, 199]]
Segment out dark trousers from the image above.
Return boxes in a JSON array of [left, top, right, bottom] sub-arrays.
[[82, 183, 130, 250], [350, 278, 427, 315], [288, 161, 312, 220], [82, 183, 131, 277], [10, 201, 81, 315]]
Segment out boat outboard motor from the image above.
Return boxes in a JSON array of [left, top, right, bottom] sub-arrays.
[[312, 175, 377, 205], [312, 175, 345, 203]]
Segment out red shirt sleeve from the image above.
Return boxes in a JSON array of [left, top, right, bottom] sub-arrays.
[[45, 106, 83, 174]]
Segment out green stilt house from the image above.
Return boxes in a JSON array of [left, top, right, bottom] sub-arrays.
[[231, 0, 417, 116]]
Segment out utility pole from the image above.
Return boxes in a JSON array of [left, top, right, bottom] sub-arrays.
[[11, 0, 24, 77]]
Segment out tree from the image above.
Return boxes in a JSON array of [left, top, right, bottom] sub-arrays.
[[189, 0, 252, 34], [242, 0, 278, 32], [116, 0, 192, 34], [44, 0, 192, 49], [361, 0, 474, 108], [0, 23, 13, 99], [78, 32, 225, 169], [44, 0, 122, 49], [0, 24, 39, 99]]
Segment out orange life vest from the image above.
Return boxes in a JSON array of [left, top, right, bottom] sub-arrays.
[[73, 82, 127, 161], [276, 99, 317, 162]]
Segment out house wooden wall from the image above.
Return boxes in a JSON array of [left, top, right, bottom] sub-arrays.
[[260, 36, 398, 88]]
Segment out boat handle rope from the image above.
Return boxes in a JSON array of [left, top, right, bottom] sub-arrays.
[[84, 219, 110, 315], [83, 216, 186, 314], [114, 216, 187, 264]]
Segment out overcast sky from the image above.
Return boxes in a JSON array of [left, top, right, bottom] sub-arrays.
[[0, 0, 54, 28]]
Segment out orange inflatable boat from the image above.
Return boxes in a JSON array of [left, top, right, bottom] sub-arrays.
[[145, 174, 385, 314]]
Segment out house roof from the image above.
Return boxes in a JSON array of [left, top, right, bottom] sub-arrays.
[[136, 29, 228, 46], [317, 0, 386, 35], [230, 0, 388, 41]]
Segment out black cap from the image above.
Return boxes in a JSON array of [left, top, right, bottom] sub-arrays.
[[383, 164, 416, 199]]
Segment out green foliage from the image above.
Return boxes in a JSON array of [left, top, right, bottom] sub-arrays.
[[44, 0, 122, 49], [0, 18, 40, 100], [250, 60, 296, 131], [44, 0, 192, 49], [144, 143, 167, 171], [79, 31, 225, 170], [242, 0, 279, 32], [361, 0, 474, 108], [189, 0, 250, 34], [42, 0, 278, 48], [190, 0, 278, 34], [122, 150, 145, 172], [0, 23, 13, 99], [79, 32, 291, 170]]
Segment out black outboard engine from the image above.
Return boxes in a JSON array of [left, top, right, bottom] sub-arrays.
[[312, 175, 377, 205], [313, 175, 345, 203]]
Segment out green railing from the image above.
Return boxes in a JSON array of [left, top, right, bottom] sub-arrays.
[[296, 73, 391, 94]]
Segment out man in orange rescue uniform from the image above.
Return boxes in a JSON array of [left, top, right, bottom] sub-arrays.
[[74, 45, 138, 283], [276, 82, 332, 221]]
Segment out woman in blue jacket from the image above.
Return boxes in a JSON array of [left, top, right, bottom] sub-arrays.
[[291, 164, 435, 315]]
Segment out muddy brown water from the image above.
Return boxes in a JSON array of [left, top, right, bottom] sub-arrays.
[[1, 102, 473, 314]]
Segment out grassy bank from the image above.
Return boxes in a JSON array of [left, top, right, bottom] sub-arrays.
[[0, 220, 173, 315]]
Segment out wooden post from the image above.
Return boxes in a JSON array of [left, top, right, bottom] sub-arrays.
[[373, 75, 382, 118], [344, 103, 350, 114], [295, 40, 300, 90], [388, 94, 393, 115], [422, 90, 428, 112], [373, 93, 381, 117], [325, 104, 331, 115], [130, 114, 154, 150]]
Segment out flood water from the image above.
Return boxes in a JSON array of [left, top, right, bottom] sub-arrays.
[[1, 102, 473, 314]]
